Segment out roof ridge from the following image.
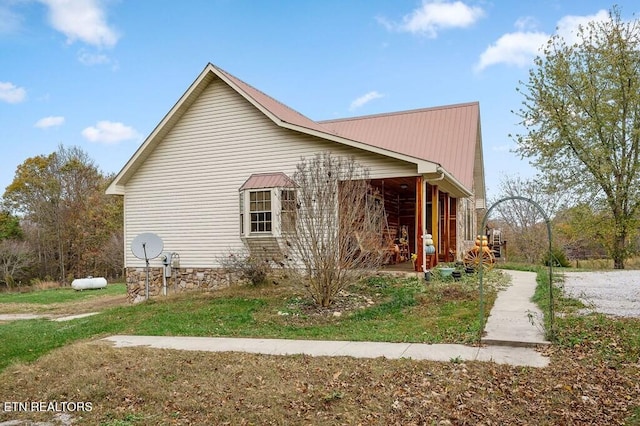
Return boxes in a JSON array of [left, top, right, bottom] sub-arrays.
[[318, 101, 479, 124], [212, 64, 316, 126]]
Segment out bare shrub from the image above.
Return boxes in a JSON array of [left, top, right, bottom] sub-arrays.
[[218, 250, 272, 286], [283, 152, 387, 307], [0, 239, 35, 289], [32, 280, 64, 290]]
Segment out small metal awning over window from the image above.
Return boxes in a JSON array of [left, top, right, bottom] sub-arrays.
[[239, 172, 296, 191]]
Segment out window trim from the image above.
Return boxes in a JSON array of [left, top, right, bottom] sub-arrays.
[[238, 173, 296, 238], [248, 190, 272, 234], [280, 189, 297, 234]]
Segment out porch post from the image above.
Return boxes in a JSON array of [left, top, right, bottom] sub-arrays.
[[415, 176, 423, 272], [431, 185, 439, 267], [443, 192, 450, 262]]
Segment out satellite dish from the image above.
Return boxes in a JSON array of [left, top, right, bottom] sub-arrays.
[[131, 233, 164, 260], [131, 233, 164, 301]]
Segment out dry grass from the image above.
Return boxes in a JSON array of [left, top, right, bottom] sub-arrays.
[[570, 256, 640, 270], [0, 340, 638, 425], [33, 280, 64, 291], [0, 293, 129, 315]]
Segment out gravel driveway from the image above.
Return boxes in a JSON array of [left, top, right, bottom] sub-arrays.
[[561, 270, 640, 318]]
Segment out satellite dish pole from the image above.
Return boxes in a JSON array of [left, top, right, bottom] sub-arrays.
[[142, 242, 150, 300], [131, 233, 164, 301]]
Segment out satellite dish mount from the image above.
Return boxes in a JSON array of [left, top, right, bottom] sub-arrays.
[[131, 233, 164, 300]]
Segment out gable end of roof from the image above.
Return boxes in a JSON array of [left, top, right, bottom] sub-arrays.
[[107, 63, 480, 197]]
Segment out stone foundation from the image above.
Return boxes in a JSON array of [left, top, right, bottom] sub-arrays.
[[125, 267, 243, 303]]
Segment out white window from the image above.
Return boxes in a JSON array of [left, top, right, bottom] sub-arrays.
[[280, 189, 296, 234], [239, 173, 296, 237], [249, 190, 272, 233], [239, 192, 244, 235], [462, 197, 475, 241]]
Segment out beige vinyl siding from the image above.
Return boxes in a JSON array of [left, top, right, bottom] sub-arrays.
[[124, 77, 418, 268]]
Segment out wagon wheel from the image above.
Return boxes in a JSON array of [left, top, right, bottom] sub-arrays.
[[463, 247, 496, 272]]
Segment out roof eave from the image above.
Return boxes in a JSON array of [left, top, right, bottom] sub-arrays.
[[474, 121, 487, 208], [425, 167, 473, 198], [105, 183, 125, 195], [213, 67, 438, 173], [280, 122, 438, 173]]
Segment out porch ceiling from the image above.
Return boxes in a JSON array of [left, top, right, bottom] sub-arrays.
[[370, 176, 417, 194]]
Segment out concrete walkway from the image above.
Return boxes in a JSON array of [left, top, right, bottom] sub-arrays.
[[101, 335, 548, 367], [100, 269, 551, 368], [482, 270, 550, 347]]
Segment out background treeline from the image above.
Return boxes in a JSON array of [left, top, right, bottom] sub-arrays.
[[0, 145, 123, 288], [487, 175, 638, 268]]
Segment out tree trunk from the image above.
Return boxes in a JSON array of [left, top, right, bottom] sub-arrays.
[[612, 232, 626, 269]]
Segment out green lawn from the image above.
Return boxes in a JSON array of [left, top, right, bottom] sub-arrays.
[[0, 273, 507, 372], [2, 269, 638, 426]]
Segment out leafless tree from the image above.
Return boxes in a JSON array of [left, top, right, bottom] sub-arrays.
[[0, 240, 35, 289], [490, 174, 566, 263], [283, 152, 388, 307]]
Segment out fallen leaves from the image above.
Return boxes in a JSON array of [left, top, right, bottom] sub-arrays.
[[0, 308, 639, 424]]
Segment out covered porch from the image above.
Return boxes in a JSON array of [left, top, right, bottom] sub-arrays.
[[369, 176, 463, 272]]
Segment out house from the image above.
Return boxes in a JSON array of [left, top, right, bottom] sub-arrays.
[[106, 63, 486, 299]]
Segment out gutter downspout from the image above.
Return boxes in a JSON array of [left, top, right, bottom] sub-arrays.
[[430, 167, 446, 182]]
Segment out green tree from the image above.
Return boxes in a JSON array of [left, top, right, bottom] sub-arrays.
[[3, 152, 61, 278], [3, 145, 123, 282], [554, 203, 610, 262], [0, 211, 22, 240], [514, 7, 640, 269]]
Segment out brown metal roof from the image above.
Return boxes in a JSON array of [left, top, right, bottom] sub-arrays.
[[318, 103, 480, 190], [239, 172, 296, 191], [214, 65, 329, 134], [107, 62, 482, 197], [215, 64, 479, 190]]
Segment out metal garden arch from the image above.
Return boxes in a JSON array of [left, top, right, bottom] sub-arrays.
[[478, 196, 555, 340]]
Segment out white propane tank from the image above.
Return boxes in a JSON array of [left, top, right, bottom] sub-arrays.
[[71, 277, 107, 290]]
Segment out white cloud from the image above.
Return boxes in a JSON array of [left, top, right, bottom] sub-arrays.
[[77, 50, 111, 66], [556, 10, 609, 45], [475, 31, 549, 72], [514, 16, 538, 32], [39, 0, 119, 48], [82, 121, 139, 144], [349, 91, 384, 111], [386, 0, 485, 37], [475, 9, 610, 72], [35, 116, 65, 128], [0, 82, 26, 103]]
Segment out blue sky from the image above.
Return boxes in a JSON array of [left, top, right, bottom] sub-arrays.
[[0, 0, 637, 200]]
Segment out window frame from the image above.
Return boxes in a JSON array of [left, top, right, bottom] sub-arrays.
[[239, 177, 297, 238], [248, 190, 272, 234], [280, 189, 297, 234]]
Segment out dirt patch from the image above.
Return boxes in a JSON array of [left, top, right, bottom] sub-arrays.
[[291, 290, 381, 318]]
